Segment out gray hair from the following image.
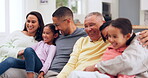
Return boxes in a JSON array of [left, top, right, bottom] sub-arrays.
[[85, 12, 105, 21]]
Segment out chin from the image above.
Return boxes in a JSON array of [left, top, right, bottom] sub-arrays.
[[43, 40, 47, 43]]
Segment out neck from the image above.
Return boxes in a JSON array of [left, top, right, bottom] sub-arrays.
[[68, 23, 77, 35], [47, 42, 53, 45], [23, 31, 36, 36], [91, 33, 101, 42], [90, 36, 101, 42]]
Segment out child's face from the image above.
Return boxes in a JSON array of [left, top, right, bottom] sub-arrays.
[[42, 26, 56, 45], [107, 26, 130, 49]]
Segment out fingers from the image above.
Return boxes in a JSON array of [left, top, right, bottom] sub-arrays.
[[141, 37, 148, 46], [139, 30, 148, 35], [138, 30, 148, 47], [139, 30, 148, 38]]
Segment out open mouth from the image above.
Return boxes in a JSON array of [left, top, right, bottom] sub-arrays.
[[27, 26, 34, 30], [112, 43, 117, 47]]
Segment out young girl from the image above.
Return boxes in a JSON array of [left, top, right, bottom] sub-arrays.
[[0, 23, 59, 78], [100, 18, 135, 78]]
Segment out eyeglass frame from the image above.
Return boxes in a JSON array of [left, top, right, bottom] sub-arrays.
[[53, 19, 67, 27]]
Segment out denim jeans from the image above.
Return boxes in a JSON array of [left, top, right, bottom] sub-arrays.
[[0, 47, 43, 75]]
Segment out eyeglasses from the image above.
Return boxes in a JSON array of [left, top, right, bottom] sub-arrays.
[[53, 19, 67, 27]]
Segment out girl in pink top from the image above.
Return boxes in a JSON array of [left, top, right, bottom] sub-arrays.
[[100, 18, 135, 78], [0, 23, 59, 78]]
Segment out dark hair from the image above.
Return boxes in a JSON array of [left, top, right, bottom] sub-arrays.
[[111, 18, 135, 45], [52, 6, 73, 19], [100, 21, 112, 42], [100, 20, 112, 31], [111, 18, 132, 35], [23, 11, 44, 42], [44, 23, 59, 45]]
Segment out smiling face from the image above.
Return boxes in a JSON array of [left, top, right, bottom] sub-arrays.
[[25, 15, 39, 35], [42, 26, 57, 45], [84, 15, 104, 41], [107, 25, 130, 49], [52, 17, 70, 36]]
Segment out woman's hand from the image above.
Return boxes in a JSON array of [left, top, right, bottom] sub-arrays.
[[38, 71, 44, 78], [138, 30, 148, 48]]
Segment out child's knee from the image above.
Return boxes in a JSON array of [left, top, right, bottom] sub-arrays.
[[24, 47, 34, 55]]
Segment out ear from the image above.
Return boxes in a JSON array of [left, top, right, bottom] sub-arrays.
[[125, 33, 131, 40], [54, 33, 59, 38], [66, 18, 71, 23]]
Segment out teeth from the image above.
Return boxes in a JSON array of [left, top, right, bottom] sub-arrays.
[[28, 26, 33, 29], [43, 38, 48, 40]]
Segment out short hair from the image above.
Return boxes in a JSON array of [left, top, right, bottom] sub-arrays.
[[52, 6, 73, 19], [85, 12, 105, 21], [111, 18, 132, 35], [23, 11, 44, 42]]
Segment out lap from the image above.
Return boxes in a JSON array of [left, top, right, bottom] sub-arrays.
[[0, 69, 58, 78], [0, 68, 27, 78], [44, 70, 58, 78], [68, 71, 110, 78]]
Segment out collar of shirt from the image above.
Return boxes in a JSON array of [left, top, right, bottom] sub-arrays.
[[108, 46, 127, 53]]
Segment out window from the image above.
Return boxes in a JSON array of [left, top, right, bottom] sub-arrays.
[[9, 0, 24, 33], [0, 0, 24, 33], [144, 10, 148, 25], [0, 0, 5, 32], [56, 0, 82, 14]]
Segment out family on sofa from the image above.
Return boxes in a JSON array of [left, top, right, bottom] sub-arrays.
[[0, 6, 148, 78]]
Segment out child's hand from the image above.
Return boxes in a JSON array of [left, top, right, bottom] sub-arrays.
[[83, 64, 98, 71], [17, 50, 25, 59], [38, 71, 44, 78], [18, 50, 24, 56]]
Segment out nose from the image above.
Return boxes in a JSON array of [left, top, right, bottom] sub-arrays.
[[28, 22, 33, 26]]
